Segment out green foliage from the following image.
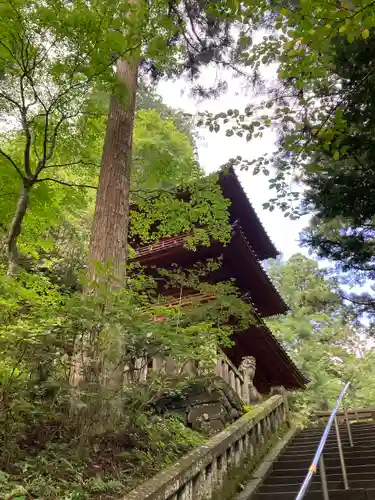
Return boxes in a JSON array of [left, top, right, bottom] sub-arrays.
[[1, 0, 266, 272], [296, 30, 375, 290], [130, 173, 232, 247], [133, 109, 201, 189], [0, 93, 217, 267], [267, 254, 375, 418], [0, 403, 204, 499], [197, 2, 375, 314], [0, 254, 253, 498]]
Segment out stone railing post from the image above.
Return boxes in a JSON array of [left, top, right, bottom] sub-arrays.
[[215, 351, 245, 402], [270, 385, 290, 424]]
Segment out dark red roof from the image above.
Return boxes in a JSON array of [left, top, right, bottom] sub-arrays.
[[218, 168, 278, 261], [225, 224, 288, 317]]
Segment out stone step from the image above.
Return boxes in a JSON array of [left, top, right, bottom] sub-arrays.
[[288, 437, 373, 449], [296, 423, 375, 433], [291, 432, 374, 444], [273, 454, 375, 469], [258, 479, 375, 494], [291, 434, 375, 445], [302, 419, 375, 432], [281, 449, 375, 461], [296, 431, 375, 439], [270, 463, 375, 477], [284, 443, 375, 455], [300, 424, 375, 435], [304, 422, 375, 431], [264, 471, 375, 485], [251, 489, 375, 500]]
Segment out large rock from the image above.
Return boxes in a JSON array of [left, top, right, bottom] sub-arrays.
[[188, 402, 228, 425], [153, 375, 244, 436]]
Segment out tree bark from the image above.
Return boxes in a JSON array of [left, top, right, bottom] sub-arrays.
[[70, 57, 139, 390], [7, 183, 30, 276], [88, 58, 139, 285]]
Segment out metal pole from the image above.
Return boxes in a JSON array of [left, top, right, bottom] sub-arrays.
[[295, 383, 351, 500], [319, 454, 330, 500], [343, 403, 354, 447], [334, 417, 349, 490]]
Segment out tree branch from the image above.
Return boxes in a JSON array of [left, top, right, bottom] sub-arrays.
[[348, 1, 375, 19], [0, 90, 22, 110], [43, 160, 101, 169], [19, 75, 33, 178], [297, 65, 375, 158], [0, 148, 24, 179], [34, 177, 98, 189]]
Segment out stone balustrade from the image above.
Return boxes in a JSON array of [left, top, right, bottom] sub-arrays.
[[122, 394, 289, 500], [126, 350, 248, 404], [215, 355, 245, 402]]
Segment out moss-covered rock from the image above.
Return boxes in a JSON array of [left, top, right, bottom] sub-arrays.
[[153, 375, 244, 435]]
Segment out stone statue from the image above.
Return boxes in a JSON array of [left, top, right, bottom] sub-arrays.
[[238, 356, 262, 404], [270, 385, 286, 396]]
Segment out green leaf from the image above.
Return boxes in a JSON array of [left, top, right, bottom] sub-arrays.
[[362, 29, 370, 40], [363, 17, 375, 29]]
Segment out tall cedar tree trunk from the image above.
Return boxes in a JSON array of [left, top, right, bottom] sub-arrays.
[[89, 58, 138, 282], [7, 183, 30, 276], [70, 58, 139, 389]]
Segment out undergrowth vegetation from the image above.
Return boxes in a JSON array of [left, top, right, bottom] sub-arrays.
[[0, 261, 251, 499]]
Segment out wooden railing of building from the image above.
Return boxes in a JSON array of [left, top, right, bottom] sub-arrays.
[[134, 233, 188, 258], [122, 395, 289, 500]]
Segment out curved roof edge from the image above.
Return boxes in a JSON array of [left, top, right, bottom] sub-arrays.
[[246, 297, 308, 389], [218, 167, 278, 261]]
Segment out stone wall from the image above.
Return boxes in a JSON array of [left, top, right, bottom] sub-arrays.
[[154, 375, 244, 436]]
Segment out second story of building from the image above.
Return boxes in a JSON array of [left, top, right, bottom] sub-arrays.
[[129, 167, 287, 320]]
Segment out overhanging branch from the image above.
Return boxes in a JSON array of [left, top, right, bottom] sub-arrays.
[[35, 177, 98, 189], [43, 160, 101, 169]]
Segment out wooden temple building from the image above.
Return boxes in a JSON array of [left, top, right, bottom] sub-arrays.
[[131, 168, 307, 401]]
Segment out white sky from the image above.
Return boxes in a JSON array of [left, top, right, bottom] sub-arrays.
[[157, 73, 310, 260]]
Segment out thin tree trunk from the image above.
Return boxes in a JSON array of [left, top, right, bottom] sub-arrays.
[[7, 183, 30, 276], [70, 57, 139, 389]]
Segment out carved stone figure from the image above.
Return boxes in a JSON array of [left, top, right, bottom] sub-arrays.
[[238, 356, 262, 404], [270, 385, 286, 396]]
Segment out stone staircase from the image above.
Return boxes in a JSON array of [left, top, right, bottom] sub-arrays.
[[251, 421, 375, 499]]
